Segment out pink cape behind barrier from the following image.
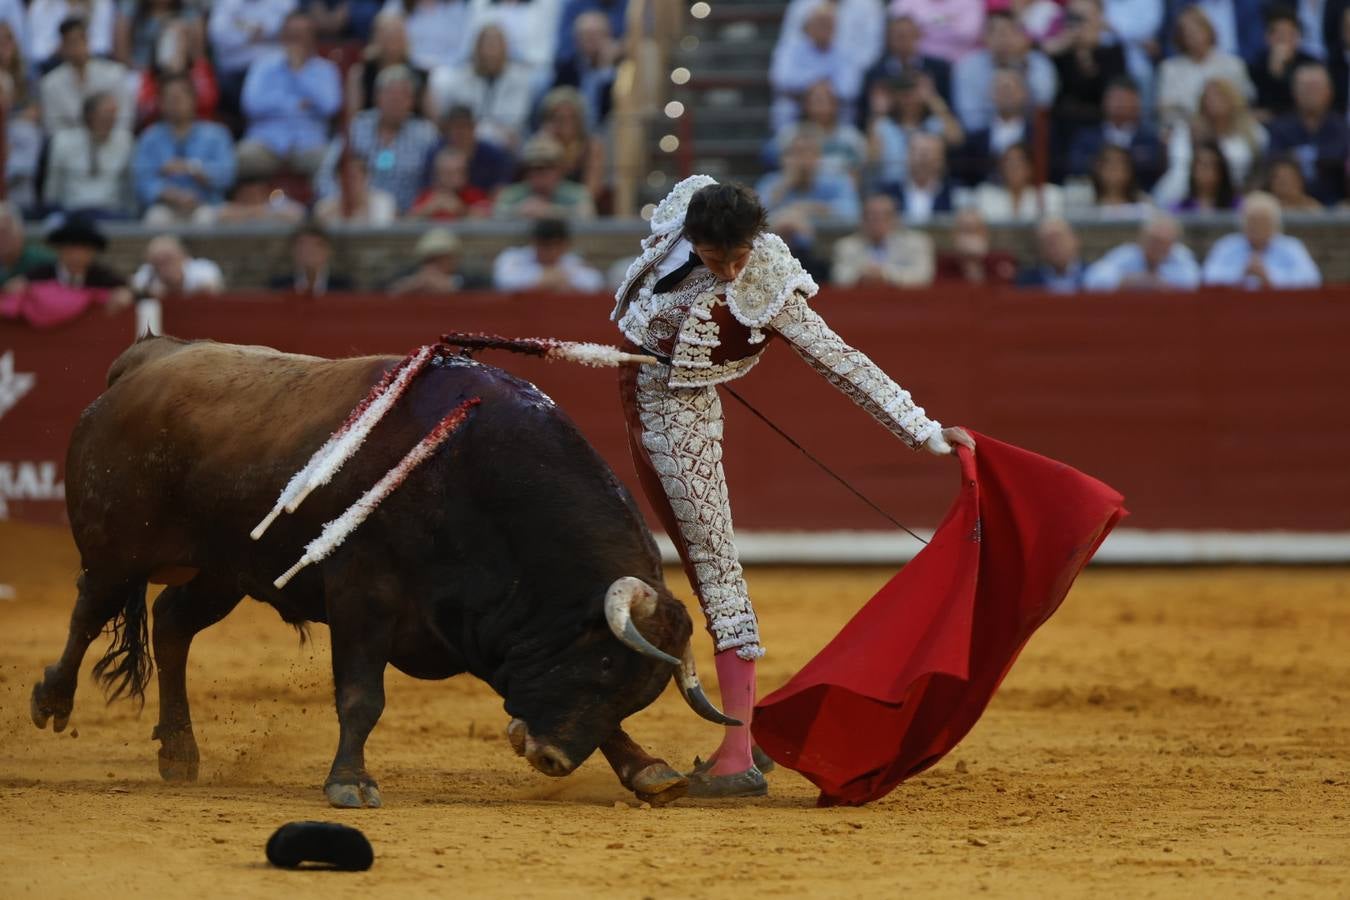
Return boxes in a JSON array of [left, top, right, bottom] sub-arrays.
[[751, 432, 1128, 807], [0, 282, 109, 329]]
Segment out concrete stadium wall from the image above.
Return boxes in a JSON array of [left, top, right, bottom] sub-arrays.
[[3, 287, 1348, 563], [92, 212, 1350, 290]]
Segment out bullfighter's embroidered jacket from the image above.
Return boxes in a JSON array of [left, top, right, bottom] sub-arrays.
[[612, 174, 941, 450]]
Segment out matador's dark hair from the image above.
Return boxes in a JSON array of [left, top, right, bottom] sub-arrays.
[[682, 183, 767, 250]]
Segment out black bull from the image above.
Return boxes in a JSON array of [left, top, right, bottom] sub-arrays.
[[29, 336, 731, 807]]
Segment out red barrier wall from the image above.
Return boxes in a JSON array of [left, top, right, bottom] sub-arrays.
[[3, 287, 1349, 533]]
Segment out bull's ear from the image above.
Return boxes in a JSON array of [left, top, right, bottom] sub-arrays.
[[604, 577, 680, 667]]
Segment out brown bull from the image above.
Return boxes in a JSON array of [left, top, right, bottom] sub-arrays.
[[31, 335, 731, 807]]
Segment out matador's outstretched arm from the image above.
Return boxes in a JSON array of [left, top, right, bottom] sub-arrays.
[[769, 291, 962, 455]]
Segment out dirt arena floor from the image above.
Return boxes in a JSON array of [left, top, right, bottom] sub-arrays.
[[0, 522, 1346, 898]]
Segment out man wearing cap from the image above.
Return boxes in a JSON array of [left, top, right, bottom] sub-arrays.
[[492, 135, 595, 220], [0, 216, 133, 327], [29, 217, 130, 296], [389, 228, 465, 294]]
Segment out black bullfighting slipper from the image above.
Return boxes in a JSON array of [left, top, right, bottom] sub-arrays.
[[690, 746, 777, 776], [686, 765, 768, 799], [266, 821, 374, 871]]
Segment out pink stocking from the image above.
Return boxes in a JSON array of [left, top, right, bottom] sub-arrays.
[[708, 651, 756, 776]]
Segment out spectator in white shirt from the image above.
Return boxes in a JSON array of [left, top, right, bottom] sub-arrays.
[[959, 142, 1066, 222], [467, 0, 562, 75], [29, 0, 116, 64], [1156, 6, 1254, 128], [130, 234, 225, 297], [43, 91, 134, 217], [1084, 212, 1201, 290], [1153, 77, 1268, 206], [426, 22, 534, 146], [39, 17, 131, 133], [492, 217, 603, 292], [1201, 190, 1321, 289]]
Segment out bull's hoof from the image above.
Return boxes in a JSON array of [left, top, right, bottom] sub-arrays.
[[30, 678, 73, 732], [631, 763, 688, 807], [156, 729, 200, 782], [325, 781, 383, 809]]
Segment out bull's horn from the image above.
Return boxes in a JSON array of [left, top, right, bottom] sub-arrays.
[[675, 643, 742, 727], [604, 577, 681, 667]]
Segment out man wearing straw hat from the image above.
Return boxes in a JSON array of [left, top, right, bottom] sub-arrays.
[[389, 228, 465, 295]]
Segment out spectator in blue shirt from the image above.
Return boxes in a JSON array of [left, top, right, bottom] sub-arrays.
[[134, 75, 236, 225], [1016, 217, 1087, 292], [1201, 191, 1321, 289], [318, 65, 437, 212], [236, 12, 342, 179], [1084, 213, 1202, 290], [554, 0, 626, 67], [755, 126, 861, 226], [1267, 62, 1349, 205], [951, 11, 1057, 133]]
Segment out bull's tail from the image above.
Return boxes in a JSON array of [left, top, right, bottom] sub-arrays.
[[90, 579, 152, 708]]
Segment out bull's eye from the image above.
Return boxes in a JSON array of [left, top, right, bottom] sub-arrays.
[[600, 656, 613, 673]]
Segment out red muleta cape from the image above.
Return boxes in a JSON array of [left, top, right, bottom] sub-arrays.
[[751, 431, 1127, 807]]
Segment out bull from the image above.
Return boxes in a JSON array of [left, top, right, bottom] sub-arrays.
[[30, 335, 732, 807]]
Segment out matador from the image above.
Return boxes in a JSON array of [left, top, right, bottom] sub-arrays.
[[613, 176, 974, 798]]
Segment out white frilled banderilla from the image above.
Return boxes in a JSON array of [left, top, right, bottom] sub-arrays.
[[252, 336, 656, 589]]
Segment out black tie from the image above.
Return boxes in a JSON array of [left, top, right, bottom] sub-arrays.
[[652, 250, 702, 294]]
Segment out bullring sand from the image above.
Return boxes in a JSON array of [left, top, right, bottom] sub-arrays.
[[1, 522, 1346, 898]]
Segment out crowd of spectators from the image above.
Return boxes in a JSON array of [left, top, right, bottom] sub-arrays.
[[0, 0, 625, 225], [0, 0, 1345, 315], [766, 0, 1350, 288]]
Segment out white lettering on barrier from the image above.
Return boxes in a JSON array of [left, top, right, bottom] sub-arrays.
[[0, 462, 65, 519], [0, 351, 36, 421]]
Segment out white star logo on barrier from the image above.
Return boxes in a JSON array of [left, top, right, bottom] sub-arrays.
[[0, 351, 36, 422]]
